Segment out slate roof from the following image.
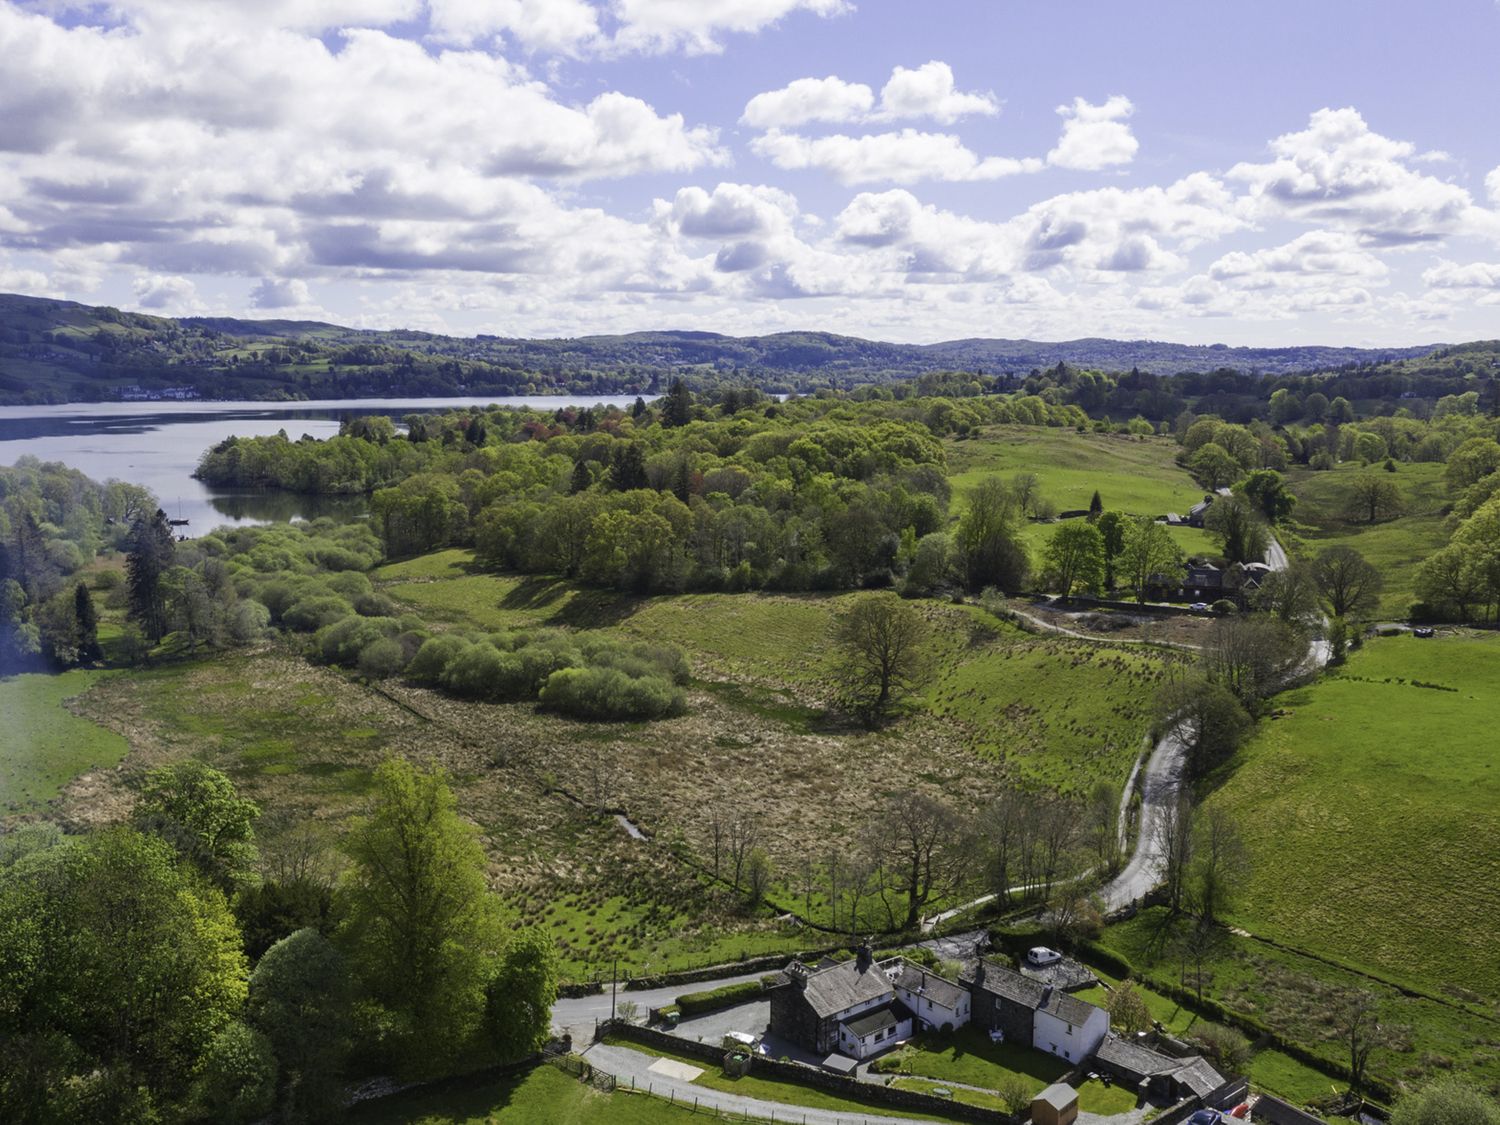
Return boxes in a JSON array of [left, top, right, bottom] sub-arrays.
[[1039, 987, 1104, 1028], [794, 958, 896, 1020], [1174, 1056, 1226, 1098], [1094, 1036, 1224, 1097], [844, 1000, 913, 1040], [890, 960, 967, 1011], [1096, 1034, 1180, 1076], [1034, 1083, 1079, 1111], [972, 959, 1048, 1008]]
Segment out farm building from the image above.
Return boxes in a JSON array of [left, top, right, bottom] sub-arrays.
[[770, 946, 965, 1062], [1094, 1033, 1227, 1102]]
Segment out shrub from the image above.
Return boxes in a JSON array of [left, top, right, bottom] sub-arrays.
[[189, 1022, 277, 1125], [675, 980, 763, 1017], [282, 594, 354, 632], [406, 634, 469, 685], [539, 667, 686, 721], [358, 637, 408, 679]]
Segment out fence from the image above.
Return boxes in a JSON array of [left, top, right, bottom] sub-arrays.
[[597, 1020, 1017, 1124]]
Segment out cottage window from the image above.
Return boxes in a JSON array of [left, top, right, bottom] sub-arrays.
[[1065, 1025, 1073, 1035]]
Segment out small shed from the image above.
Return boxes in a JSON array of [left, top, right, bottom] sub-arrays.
[[1032, 1082, 1079, 1125]]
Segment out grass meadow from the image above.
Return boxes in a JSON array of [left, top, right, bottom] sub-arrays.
[[0, 669, 129, 814], [1283, 461, 1451, 616], [1207, 634, 1500, 1003]]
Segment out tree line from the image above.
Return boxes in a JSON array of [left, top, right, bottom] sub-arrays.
[[0, 757, 556, 1124]]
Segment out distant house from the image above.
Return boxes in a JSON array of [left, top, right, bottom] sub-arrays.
[[770, 947, 964, 1061], [1186, 495, 1215, 528], [964, 959, 1108, 1063], [1184, 562, 1224, 598], [1094, 1034, 1226, 1102]]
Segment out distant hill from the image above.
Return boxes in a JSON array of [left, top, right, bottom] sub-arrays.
[[0, 291, 1449, 404]]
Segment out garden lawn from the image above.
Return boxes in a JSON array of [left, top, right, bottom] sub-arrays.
[[1076, 1077, 1141, 1116], [947, 427, 1207, 518], [347, 1061, 705, 1125], [1207, 634, 1500, 1002], [892, 1077, 1009, 1111], [1283, 461, 1449, 616], [601, 1036, 970, 1123], [880, 1025, 1069, 1092], [0, 669, 128, 815]]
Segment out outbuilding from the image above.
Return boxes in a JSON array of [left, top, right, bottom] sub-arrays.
[[1032, 1082, 1080, 1125]]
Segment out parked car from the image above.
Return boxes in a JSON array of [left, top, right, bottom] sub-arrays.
[[1414, 626, 1435, 638], [1188, 602, 1210, 611], [1027, 946, 1063, 966], [1187, 1112, 1222, 1125]]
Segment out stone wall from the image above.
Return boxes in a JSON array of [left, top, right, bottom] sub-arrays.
[[599, 1020, 1018, 1124]]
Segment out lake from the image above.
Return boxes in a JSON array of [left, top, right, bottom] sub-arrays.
[[0, 396, 635, 532]]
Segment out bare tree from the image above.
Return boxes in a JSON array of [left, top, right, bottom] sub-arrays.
[[1190, 805, 1250, 924], [1203, 615, 1305, 710], [1174, 918, 1226, 1005], [1032, 797, 1079, 902], [1153, 795, 1196, 916], [1088, 779, 1121, 874], [744, 848, 772, 909], [982, 789, 1027, 907], [877, 792, 966, 931], [1339, 992, 1385, 1096], [704, 804, 726, 880], [725, 812, 762, 892], [832, 595, 930, 724]]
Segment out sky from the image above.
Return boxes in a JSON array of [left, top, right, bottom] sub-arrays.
[[2, 0, 1499, 346]]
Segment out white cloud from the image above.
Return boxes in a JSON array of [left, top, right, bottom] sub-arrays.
[[1047, 95, 1138, 171], [752, 129, 1043, 185], [131, 273, 204, 313], [742, 61, 996, 129], [1229, 107, 1479, 246], [1208, 231, 1389, 287], [426, 0, 601, 52], [875, 61, 998, 124], [1487, 166, 1500, 207], [741, 76, 874, 129], [251, 277, 316, 308], [1423, 260, 1500, 290], [610, 0, 850, 55]]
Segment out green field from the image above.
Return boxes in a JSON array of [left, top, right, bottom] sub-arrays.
[[1284, 461, 1450, 616], [1207, 634, 1500, 1003], [876, 1026, 1069, 1092], [348, 1061, 708, 1125], [0, 670, 129, 814], [948, 428, 1211, 518]]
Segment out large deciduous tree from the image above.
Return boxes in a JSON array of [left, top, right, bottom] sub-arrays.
[[132, 760, 260, 890], [247, 928, 354, 1123], [1120, 516, 1184, 603], [955, 478, 1030, 593], [1043, 521, 1106, 599], [1205, 495, 1269, 565], [1312, 545, 1384, 619], [338, 759, 503, 1075], [1344, 475, 1404, 524], [484, 927, 558, 1063], [1236, 469, 1296, 524], [831, 594, 929, 724]]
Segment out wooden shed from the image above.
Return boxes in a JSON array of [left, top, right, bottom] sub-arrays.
[[1032, 1082, 1079, 1125]]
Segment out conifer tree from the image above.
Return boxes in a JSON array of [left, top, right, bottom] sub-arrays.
[[127, 509, 176, 642]]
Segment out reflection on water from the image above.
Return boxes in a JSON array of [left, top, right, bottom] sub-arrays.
[[206, 491, 370, 524], [0, 395, 633, 531]]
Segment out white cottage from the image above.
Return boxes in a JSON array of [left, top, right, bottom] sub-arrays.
[[890, 960, 970, 1032], [1032, 985, 1109, 1063]]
